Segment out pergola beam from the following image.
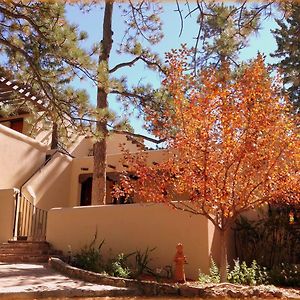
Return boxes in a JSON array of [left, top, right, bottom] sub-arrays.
[[0, 74, 46, 113]]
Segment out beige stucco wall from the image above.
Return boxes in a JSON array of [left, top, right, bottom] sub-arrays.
[[68, 135, 92, 157], [46, 203, 225, 279], [0, 189, 17, 242], [0, 125, 47, 189], [106, 133, 141, 155], [70, 133, 143, 158], [22, 153, 72, 210]]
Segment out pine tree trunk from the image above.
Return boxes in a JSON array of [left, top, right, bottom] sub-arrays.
[[219, 228, 228, 282], [51, 122, 58, 149], [92, 131, 107, 205], [91, 1, 114, 205]]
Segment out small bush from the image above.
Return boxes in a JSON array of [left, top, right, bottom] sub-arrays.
[[71, 239, 156, 280], [199, 259, 268, 285], [199, 259, 220, 284], [72, 240, 105, 273], [227, 259, 268, 285], [133, 247, 156, 278], [269, 263, 300, 287], [108, 253, 132, 278]]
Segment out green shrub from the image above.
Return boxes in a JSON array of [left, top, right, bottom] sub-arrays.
[[227, 259, 268, 285], [198, 259, 220, 284], [133, 247, 156, 278], [71, 239, 157, 280], [108, 253, 132, 278], [269, 263, 300, 287], [198, 259, 268, 285], [72, 239, 105, 273]]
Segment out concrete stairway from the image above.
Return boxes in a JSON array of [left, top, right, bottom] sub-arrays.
[[0, 241, 62, 263]]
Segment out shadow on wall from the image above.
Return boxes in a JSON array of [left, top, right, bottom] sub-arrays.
[[210, 225, 235, 270], [0, 189, 17, 242], [0, 127, 47, 189]]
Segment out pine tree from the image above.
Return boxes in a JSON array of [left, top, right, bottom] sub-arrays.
[[271, 2, 300, 113], [0, 1, 94, 145], [91, 1, 165, 204], [174, 1, 274, 71], [90, 1, 278, 205]]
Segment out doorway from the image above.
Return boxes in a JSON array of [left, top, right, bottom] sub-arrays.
[[80, 176, 92, 206]]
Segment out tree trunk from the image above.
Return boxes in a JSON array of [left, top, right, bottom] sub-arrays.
[[51, 122, 58, 149], [219, 228, 228, 282], [92, 131, 107, 205], [91, 1, 114, 205]]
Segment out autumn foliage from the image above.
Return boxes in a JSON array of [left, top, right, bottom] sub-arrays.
[[115, 51, 299, 276]]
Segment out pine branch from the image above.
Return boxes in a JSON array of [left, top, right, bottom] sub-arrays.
[[175, 0, 184, 37], [109, 56, 141, 73], [110, 89, 152, 103], [139, 56, 166, 74], [62, 57, 96, 82], [128, 0, 152, 42], [0, 38, 85, 131], [0, 5, 47, 40], [0, 37, 54, 106], [110, 55, 165, 75]]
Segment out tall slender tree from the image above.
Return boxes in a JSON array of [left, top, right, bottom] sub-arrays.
[[271, 2, 300, 113], [91, 1, 165, 204]]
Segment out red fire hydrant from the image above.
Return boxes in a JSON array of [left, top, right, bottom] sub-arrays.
[[174, 243, 187, 283]]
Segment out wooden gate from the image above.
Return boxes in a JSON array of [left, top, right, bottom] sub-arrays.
[[13, 193, 48, 241]]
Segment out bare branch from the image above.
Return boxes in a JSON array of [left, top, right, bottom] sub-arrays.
[[175, 0, 184, 37], [109, 56, 140, 73]]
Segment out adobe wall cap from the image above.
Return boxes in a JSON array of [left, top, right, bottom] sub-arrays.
[[0, 124, 48, 152]]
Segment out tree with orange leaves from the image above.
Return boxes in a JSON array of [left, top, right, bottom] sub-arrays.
[[114, 49, 300, 282]]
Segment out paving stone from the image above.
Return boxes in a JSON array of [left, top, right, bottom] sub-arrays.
[[0, 262, 134, 298]]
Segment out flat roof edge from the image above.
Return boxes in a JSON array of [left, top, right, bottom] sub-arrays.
[[0, 124, 48, 152]]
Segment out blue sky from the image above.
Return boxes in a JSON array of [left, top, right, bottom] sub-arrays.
[[66, 2, 279, 141]]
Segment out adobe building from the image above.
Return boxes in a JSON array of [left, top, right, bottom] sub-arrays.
[[0, 74, 240, 279]]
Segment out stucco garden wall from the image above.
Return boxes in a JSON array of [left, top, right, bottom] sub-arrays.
[[0, 125, 47, 189], [0, 189, 17, 242], [47, 203, 233, 280]]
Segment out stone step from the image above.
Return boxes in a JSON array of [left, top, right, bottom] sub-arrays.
[[0, 241, 63, 263], [0, 247, 47, 255], [7, 240, 50, 246], [0, 253, 51, 263], [0, 242, 49, 248]]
